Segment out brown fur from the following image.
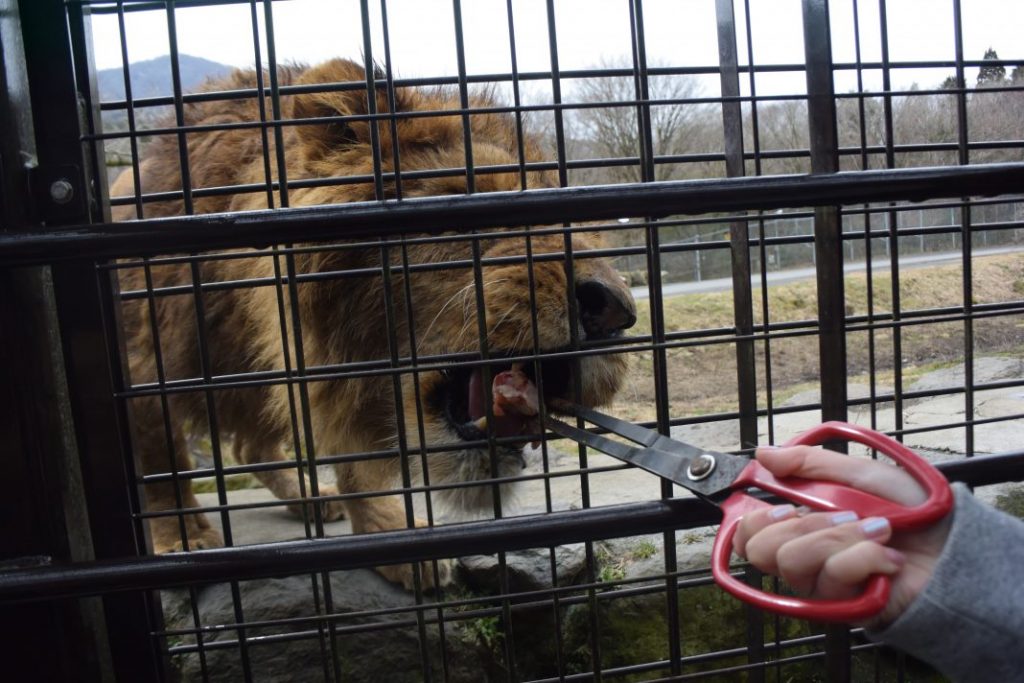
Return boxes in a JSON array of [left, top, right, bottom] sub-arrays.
[[113, 59, 634, 590]]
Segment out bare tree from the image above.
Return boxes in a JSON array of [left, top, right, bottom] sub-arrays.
[[891, 87, 960, 167], [565, 58, 716, 185], [748, 99, 811, 174]]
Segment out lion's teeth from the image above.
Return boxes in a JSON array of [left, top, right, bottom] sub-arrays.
[[473, 416, 488, 431]]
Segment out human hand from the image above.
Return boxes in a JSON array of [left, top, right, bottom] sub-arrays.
[[732, 444, 953, 627]]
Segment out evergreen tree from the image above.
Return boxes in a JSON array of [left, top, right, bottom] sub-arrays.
[[940, 75, 959, 90], [977, 48, 1006, 86]]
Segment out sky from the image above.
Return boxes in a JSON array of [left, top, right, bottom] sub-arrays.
[[88, 0, 1024, 98]]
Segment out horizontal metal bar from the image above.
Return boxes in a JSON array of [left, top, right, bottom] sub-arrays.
[[4, 162, 1024, 267], [922, 450, 1024, 488], [1, 451, 1021, 604], [0, 498, 719, 603]]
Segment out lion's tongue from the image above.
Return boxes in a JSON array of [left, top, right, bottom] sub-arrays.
[[468, 369, 487, 421], [467, 367, 539, 439]]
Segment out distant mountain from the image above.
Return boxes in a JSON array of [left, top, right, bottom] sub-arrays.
[[97, 54, 234, 101]]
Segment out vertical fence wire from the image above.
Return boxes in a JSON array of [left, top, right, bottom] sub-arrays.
[[114, 1, 145, 220], [139, 259, 212, 679], [247, 2, 278, 211], [626, 1, 685, 678], [951, 0, 976, 461], [450, 2, 522, 678], [714, 3, 766, 679], [850, 0, 883, 438], [803, 1, 854, 680], [877, 0, 907, 450], [358, 1, 438, 677], [541, 0, 606, 677], [260, 3, 345, 675], [161, 3, 254, 677], [850, 5, 887, 673]]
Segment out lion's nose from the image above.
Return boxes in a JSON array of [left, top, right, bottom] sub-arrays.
[[576, 279, 637, 339]]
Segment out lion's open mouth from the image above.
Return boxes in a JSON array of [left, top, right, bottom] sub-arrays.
[[440, 356, 573, 446]]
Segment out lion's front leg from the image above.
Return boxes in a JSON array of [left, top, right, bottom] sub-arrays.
[[354, 501, 454, 593], [146, 482, 224, 553], [342, 481, 454, 591], [233, 437, 347, 523], [129, 393, 224, 553]]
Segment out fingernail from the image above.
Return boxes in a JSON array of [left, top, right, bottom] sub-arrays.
[[860, 517, 890, 539], [770, 504, 796, 520], [830, 511, 859, 526], [884, 548, 906, 567], [794, 506, 813, 517]]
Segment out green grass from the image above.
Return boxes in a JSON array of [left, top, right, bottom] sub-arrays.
[[618, 252, 1024, 423], [636, 252, 1024, 334], [631, 540, 658, 560]]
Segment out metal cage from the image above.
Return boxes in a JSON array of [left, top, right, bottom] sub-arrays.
[[2, 1, 1024, 682]]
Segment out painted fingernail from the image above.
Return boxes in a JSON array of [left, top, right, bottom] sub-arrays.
[[884, 548, 906, 567], [830, 511, 859, 526], [770, 504, 796, 520], [860, 517, 891, 539]]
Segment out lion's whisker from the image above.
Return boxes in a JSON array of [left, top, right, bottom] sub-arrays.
[[419, 281, 477, 352]]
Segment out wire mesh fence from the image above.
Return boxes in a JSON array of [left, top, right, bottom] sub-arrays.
[[1, 0, 1024, 681]]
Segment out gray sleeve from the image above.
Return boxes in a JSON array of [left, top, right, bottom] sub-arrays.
[[868, 483, 1024, 683]]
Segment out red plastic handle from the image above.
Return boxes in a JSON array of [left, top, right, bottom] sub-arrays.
[[710, 421, 953, 622]]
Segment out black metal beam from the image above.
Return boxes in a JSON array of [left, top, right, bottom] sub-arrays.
[[0, 162, 1021, 267], [0, 498, 718, 603], [16, 0, 168, 680], [716, 1, 765, 677], [1, 450, 1021, 605], [802, 1, 851, 679]]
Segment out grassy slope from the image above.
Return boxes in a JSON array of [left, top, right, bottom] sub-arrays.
[[617, 252, 1024, 421]]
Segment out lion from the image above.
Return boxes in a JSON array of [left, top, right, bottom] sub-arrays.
[[111, 59, 636, 590]]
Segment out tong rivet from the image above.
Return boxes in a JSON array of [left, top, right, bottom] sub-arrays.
[[687, 454, 717, 481]]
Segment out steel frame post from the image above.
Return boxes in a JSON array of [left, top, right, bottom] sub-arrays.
[[15, 0, 167, 679], [802, 1, 851, 681], [715, 0, 765, 679]]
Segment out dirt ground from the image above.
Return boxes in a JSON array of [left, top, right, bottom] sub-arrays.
[[612, 253, 1024, 422]]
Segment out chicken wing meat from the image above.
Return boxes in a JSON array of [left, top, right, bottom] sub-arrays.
[[467, 363, 541, 444]]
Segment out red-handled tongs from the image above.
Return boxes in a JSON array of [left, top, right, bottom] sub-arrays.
[[544, 402, 953, 623]]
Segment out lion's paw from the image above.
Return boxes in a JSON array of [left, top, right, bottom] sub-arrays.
[[378, 557, 454, 592], [153, 523, 224, 554], [286, 484, 346, 523]]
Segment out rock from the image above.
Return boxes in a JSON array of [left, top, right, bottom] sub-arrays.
[[760, 359, 1024, 459], [671, 419, 742, 452], [907, 357, 1024, 393], [459, 544, 587, 593], [780, 383, 895, 408], [995, 485, 1024, 519], [163, 570, 483, 683], [562, 532, 818, 679]]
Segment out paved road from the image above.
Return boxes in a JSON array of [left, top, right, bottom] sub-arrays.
[[630, 245, 1024, 300]]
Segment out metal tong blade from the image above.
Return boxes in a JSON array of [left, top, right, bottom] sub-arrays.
[[543, 399, 748, 499]]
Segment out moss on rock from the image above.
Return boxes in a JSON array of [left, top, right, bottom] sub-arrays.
[[995, 485, 1024, 519], [560, 577, 828, 681]]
